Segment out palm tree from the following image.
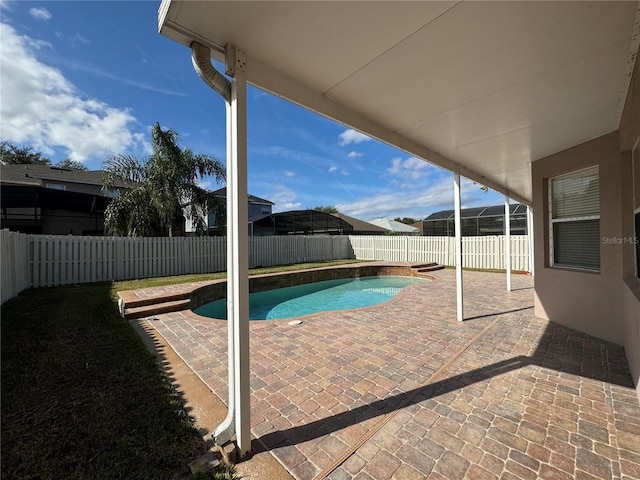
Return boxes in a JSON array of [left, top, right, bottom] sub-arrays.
[[102, 123, 225, 237]]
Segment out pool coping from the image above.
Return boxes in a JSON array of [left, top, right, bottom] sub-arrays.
[[184, 275, 431, 324], [117, 261, 438, 319], [188, 262, 434, 322]]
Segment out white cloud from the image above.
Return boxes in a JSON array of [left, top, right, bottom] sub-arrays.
[[253, 145, 328, 172], [268, 185, 302, 212], [338, 180, 453, 221], [0, 23, 149, 163], [388, 156, 433, 181], [337, 175, 500, 221], [196, 179, 219, 191], [338, 129, 371, 146], [328, 165, 349, 176], [70, 33, 91, 45], [283, 170, 295, 177], [347, 151, 363, 158], [29, 7, 51, 20], [63, 60, 187, 97]]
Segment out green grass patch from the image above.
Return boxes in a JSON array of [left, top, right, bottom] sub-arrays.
[[1, 282, 228, 479], [114, 259, 363, 291], [2, 260, 363, 478]]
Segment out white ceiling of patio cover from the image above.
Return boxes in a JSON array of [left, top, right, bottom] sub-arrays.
[[159, 1, 640, 204]]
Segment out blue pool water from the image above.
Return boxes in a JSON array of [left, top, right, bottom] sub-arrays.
[[194, 276, 425, 321]]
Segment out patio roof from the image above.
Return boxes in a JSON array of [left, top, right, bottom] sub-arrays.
[[159, 1, 639, 205]]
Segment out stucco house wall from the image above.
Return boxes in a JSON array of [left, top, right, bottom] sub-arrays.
[[618, 49, 640, 399], [532, 52, 640, 397]]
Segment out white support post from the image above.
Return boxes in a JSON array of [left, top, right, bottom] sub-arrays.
[[454, 170, 463, 321], [527, 205, 534, 275], [505, 195, 511, 291], [228, 47, 251, 458]]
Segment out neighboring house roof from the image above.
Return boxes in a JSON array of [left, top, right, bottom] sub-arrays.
[[331, 212, 388, 234], [0, 164, 128, 189], [211, 187, 274, 205], [370, 217, 419, 233]]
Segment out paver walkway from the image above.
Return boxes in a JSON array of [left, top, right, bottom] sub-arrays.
[[139, 269, 640, 479]]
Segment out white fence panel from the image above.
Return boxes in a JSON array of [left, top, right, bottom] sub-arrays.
[[1, 230, 30, 303], [349, 235, 529, 271], [510, 234, 530, 271], [2, 234, 353, 295], [2, 232, 527, 304]]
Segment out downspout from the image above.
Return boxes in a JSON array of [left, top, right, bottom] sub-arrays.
[[190, 41, 235, 446], [191, 41, 231, 102]]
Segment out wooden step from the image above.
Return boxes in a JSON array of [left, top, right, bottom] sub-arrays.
[[125, 299, 191, 320]]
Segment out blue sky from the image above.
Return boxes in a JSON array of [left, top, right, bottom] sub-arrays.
[[0, 1, 506, 221]]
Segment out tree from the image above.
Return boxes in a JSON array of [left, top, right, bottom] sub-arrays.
[[0, 141, 51, 165], [102, 123, 225, 237], [55, 158, 88, 171], [1, 142, 88, 170], [313, 205, 339, 214], [394, 217, 418, 225]]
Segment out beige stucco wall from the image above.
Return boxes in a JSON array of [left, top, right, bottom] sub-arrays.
[[532, 132, 625, 342], [619, 50, 640, 396], [532, 51, 640, 395]]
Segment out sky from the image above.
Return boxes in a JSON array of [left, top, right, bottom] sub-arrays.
[[0, 1, 507, 221]]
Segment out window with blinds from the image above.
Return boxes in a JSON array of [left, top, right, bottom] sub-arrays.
[[550, 166, 600, 271]]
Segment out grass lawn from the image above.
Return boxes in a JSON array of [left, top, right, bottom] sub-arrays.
[[113, 259, 362, 291], [1, 259, 361, 479]]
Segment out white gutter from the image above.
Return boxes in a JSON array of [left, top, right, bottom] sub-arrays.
[[190, 41, 235, 446]]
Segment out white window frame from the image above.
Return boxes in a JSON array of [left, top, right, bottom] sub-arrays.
[[549, 165, 600, 272], [633, 137, 640, 279], [45, 183, 66, 191]]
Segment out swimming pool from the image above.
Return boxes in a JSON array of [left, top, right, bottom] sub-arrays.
[[194, 275, 425, 320]]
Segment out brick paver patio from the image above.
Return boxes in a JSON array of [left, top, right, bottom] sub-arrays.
[[139, 268, 640, 479]]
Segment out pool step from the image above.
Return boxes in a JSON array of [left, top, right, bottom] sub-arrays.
[[119, 291, 191, 320], [123, 291, 190, 309], [411, 262, 445, 275], [124, 298, 191, 320]]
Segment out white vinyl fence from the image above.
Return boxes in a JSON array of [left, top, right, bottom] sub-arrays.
[[348, 235, 530, 271], [1, 230, 30, 304], [0, 230, 353, 299], [1, 230, 529, 304]]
